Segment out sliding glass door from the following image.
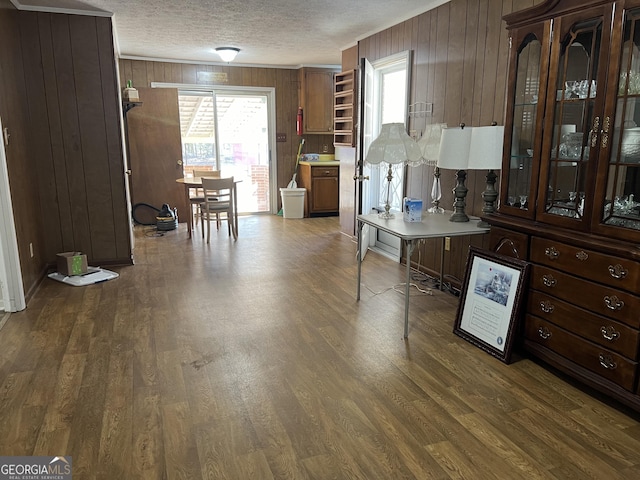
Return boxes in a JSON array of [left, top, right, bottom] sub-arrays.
[[177, 87, 274, 214]]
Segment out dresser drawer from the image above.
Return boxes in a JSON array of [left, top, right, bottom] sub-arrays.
[[525, 315, 638, 392], [528, 290, 640, 359], [531, 265, 640, 328], [311, 166, 338, 177], [531, 236, 640, 292]]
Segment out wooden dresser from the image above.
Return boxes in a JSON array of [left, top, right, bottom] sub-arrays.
[[487, 0, 640, 411]]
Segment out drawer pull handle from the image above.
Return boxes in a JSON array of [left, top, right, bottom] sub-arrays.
[[598, 353, 617, 370], [600, 326, 620, 342], [575, 251, 588, 261], [604, 295, 624, 310], [538, 326, 552, 340], [539, 300, 554, 314], [545, 247, 559, 260], [542, 274, 556, 287], [608, 264, 628, 279]]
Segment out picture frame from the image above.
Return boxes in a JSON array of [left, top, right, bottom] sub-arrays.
[[453, 246, 529, 364]]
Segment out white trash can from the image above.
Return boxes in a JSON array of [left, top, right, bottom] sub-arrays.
[[280, 187, 306, 218]]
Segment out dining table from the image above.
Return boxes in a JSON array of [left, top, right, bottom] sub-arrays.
[[176, 176, 241, 238]]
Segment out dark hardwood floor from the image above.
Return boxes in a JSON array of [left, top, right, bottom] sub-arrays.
[[1, 215, 640, 479]]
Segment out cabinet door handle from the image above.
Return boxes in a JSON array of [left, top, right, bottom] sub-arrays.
[[545, 247, 559, 260], [601, 116, 610, 149], [538, 326, 552, 340], [575, 251, 588, 261], [590, 116, 600, 148], [608, 264, 628, 279], [542, 274, 556, 287], [600, 326, 620, 342], [604, 295, 624, 310], [539, 300, 554, 314], [598, 353, 617, 370]]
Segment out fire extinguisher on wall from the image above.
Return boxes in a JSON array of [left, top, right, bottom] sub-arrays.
[[296, 107, 303, 136]]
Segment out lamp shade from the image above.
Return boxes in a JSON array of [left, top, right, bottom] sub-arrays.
[[466, 125, 504, 170], [417, 123, 447, 166], [365, 123, 422, 165], [215, 47, 240, 62], [437, 126, 472, 170], [438, 125, 504, 170]]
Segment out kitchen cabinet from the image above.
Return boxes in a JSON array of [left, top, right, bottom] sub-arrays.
[[299, 68, 336, 134], [297, 162, 339, 216], [334, 70, 356, 146], [487, 0, 640, 412]]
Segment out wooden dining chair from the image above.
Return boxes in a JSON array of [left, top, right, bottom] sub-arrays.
[[200, 176, 237, 243], [190, 169, 220, 227]]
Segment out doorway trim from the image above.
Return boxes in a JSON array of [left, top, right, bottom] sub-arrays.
[[361, 50, 412, 261], [0, 114, 26, 312], [152, 82, 278, 214]]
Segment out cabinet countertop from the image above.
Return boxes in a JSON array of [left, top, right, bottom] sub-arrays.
[[299, 161, 340, 167]]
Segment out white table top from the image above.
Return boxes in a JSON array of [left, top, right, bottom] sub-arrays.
[[357, 212, 489, 240]]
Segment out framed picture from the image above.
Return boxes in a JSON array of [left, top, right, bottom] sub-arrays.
[[454, 246, 529, 364]]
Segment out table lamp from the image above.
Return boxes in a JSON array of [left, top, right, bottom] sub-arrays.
[[365, 123, 422, 219], [438, 124, 472, 222], [418, 123, 447, 214], [466, 124, 504, 227]]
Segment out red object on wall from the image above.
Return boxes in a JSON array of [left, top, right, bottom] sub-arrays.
[[296, 107, 303, 136]]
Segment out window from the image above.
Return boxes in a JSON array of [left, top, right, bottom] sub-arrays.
[[362, 51, 412, 259]]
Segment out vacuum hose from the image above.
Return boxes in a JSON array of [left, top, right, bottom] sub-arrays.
[[132, 202, 161, 225]]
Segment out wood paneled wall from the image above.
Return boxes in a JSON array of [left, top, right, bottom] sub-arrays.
[[20, 12, 131, 266], [358, 0, 542, 287], [0, 0, 42, 299], [118, 60, 335, 199], [0, 6, 132, 301]]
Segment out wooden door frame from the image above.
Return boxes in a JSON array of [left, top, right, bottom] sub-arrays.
[[0, 114, 26, 312], [151, 82, 279, 214]]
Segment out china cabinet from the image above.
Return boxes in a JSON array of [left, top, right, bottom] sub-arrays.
[[488, 0, 640, 411]]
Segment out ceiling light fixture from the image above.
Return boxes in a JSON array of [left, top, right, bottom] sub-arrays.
[[215, 47, 240, 63]]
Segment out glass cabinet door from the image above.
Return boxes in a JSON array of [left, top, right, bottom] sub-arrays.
[[537, 12, 607, 228], [596, 7, 640, 237], [500, 26, 547, 219]]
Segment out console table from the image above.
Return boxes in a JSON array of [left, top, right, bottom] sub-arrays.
[[357, 213, 489, 338]]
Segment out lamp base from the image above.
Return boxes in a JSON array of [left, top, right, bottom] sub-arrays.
[[450, 211, 469, 222], [428, 169, 445, 214], [449, 169, 469, 222], [378, 164, 395, 219], [478, 169, 498, 228], [427, 200, 445, 214]]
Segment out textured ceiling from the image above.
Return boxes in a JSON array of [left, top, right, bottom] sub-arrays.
[[13, 0, 449, 68]]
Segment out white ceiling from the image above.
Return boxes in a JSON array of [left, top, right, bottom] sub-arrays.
[[12, 0, 449, 68]]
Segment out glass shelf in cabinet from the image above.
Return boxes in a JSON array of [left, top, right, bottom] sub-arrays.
[[617, 93, 640, 99]]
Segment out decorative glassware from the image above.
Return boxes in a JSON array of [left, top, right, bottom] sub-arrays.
[[520, 195, 528, 209]]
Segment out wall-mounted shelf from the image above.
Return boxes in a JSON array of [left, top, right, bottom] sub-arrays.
[[408, 101, 433, 118], [122, 101, 142, 116], [333, 70, 356, 147]]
